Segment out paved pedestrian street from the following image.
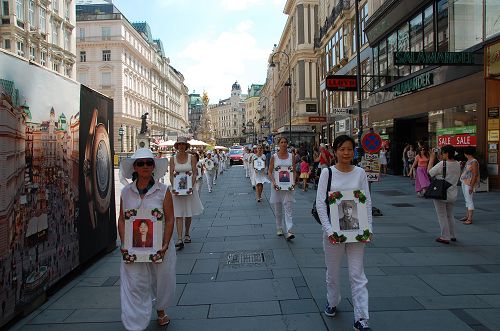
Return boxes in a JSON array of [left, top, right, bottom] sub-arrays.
[[11, 166, 500, 331]]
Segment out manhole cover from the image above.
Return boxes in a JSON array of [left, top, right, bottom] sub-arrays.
[[378, 190, 406, 196], [223, 250, 275, 267], [391, 203, 415, 207]]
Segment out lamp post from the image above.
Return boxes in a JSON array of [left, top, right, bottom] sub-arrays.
[[270, 50, 292, 144], [118, 125, 124, 152], [354, 0, 363, 160]]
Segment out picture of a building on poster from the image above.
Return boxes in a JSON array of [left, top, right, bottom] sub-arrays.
[[0, 50, 80, 326]]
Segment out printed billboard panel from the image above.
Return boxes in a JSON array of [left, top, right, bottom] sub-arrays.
[[78, 85, 116, 263], [0, 51, 81, 325]]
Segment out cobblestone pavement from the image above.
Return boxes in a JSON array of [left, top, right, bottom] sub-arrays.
[[11, 165, 500, 331]]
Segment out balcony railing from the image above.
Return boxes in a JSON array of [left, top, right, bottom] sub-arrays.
[[76, 13, 123, 21], [318, 0, 351, 42]]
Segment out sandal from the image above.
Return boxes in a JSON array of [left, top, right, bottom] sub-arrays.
[[157, 315, 171, 327], [463, 220, 473, 225], [175, 239, 184, 249], [458, 217, 468, 222], [184, 235, 191, 243], [435, 237, 450, 244]]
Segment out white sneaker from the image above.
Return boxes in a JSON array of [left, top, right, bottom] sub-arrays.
[[276, 228, 284, 236]]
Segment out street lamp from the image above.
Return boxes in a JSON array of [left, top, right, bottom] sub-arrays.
[[270, 50, 292, 144], [118, 125, 124, 152], [354, 0, 364, 160]]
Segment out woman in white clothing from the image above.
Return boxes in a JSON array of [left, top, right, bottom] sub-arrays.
[[315, 135, 372, 331], [170, 137, 204, 249], [428, 144, 461, 244], [248, 146, 257, 190], [268, 137, 296, 240], [252, 144, 269, 202], [243, 147, 250, 178], [203, 151, 217, 193], [118, 148, 176, 330]]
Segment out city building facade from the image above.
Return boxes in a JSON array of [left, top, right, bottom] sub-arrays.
[[365, 0, 500, 188], [75, 0, 189, 152], [0, 0, 77, 79], [267, 0, 320, 148], [244, 84, 263, 145], [210, 81, 246, 146]]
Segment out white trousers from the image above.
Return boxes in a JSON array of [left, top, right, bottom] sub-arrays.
[[323, 236, 369, 322], [461, 183, 475, 210], [205, 171, 215, 191], [120, 241, 176, 331], [433, 200, 456, 240], [244, 162, 249, 177], [274, 201, 293, 232]]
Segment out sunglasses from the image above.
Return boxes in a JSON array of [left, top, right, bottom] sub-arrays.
[[135, 160, 154, 167]]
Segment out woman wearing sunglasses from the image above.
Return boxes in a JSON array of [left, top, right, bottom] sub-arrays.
[[170, 137, 204, 249], [118, 148, 176, 329]]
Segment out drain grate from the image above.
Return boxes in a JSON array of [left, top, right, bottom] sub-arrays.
[[223, 250, 275, 267], [391, 203, 415, 207]]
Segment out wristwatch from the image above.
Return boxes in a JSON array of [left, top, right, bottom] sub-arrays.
[[84, 108, 112, 229]]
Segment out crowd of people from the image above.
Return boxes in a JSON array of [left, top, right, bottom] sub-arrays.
[[116, 133, 483, 331]]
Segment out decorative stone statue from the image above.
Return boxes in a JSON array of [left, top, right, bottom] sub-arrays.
[[140, 112, 149, 134]]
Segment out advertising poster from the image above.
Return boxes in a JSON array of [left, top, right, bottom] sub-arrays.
[[0, 51, 80, 325], [78, 85, 116, 264]]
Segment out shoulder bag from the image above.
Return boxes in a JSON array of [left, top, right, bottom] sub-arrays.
[[312, 167, 332, 224], [424, 161, 452, 200]]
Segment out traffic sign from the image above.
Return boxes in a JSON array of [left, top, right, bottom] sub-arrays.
[[361, 132, 383, 153]]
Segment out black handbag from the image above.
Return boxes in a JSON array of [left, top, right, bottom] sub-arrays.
[[424, 161, 452, 200], [312, 167, 332, 224]]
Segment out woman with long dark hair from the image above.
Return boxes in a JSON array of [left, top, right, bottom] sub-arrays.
[[409, 144, 431, 196], [315, 135, 372, 331]]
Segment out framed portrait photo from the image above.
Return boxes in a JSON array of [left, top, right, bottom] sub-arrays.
[[327, 190, 372, 243], [172, 171, 193, 195], [253, 157, 265, 171], [124, 209, 164, 262], [273, 165, 295, 191], [204, 159, 215, 171]]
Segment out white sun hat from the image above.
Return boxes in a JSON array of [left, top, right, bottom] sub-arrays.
[[120, 148, 168, 180]]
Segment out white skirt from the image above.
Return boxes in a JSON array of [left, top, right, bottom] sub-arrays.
[[172, 188, 204, 217]]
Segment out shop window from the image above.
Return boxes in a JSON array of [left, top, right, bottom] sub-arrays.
[[437, 0, 449, 51], [410, 13, 423, 72], [387, 32, 398, 82], [450, 0, 483, 51], [372, 46, 379, 88], [378, 39, 388, 87], [486, 0, 500, 38], [428, 103, 477, 148], [397, 23, 410, 77]]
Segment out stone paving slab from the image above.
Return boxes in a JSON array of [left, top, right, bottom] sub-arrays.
[[208, 301, 281, 318], [419, 273, 500, 295]]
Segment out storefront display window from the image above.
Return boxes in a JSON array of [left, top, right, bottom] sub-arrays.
[[437, 0, 449, 51], [387, 32, 398, 83], [423, 5, 434, 51], [486, 0, 500, 38], [397, 23, 410, 76], [378, 39, 387, 87], [410, 12, 423, 72], [450, 0, 483, 51], [428, 103, 477, 148]]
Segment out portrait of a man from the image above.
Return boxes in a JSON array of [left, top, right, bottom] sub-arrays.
[[178, 175, 187, 190], [338, 200, 359, 231], [133, 219, 153, 248], [278, 170, 290, 183]]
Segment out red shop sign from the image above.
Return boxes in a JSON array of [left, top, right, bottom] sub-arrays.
[[437, 134, 477, 147]]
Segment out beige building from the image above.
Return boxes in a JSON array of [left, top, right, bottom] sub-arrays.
[[0, 0, 77, 79], [75, 1, 189, 152], [210, 82, 246, 146], [244, 84, 263, 144], [266, 0, 320, 148]]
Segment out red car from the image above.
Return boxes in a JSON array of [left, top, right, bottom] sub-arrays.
[[228, 146, 244, 165]]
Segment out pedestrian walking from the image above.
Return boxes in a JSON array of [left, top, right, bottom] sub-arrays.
[[252, 144, 269, 202], [193, 151, 204, 193], [409, 144, 431, 196], [318, 143, 332, 169], [406, 145, 416, 178], [459, 146, 480, 225], [315, 135, 373, 331], [170, 137, 204, 249], [379, 146, 388, 175], [243, 147, 250, 178], [299, 156, 310, 191], [428, 144, 461, 244], [249, 146, 257, 190], [118, 148, 176, 330], [402, 143, 410, 176], [268, 137, 296, 240], [203, 151, 217, 193]]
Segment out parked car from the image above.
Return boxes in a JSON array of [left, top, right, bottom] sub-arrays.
[[228, 146, 244, 165]]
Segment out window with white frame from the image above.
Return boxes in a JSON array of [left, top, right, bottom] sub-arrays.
[[80, 51, 86, 62], [4, 39, 10, 49], [65, 65, 72, 77], [101, 27, 111, 40], [52, 0, 58, 12], [101, 72, 111, 88], [40, 7, 46, 33], [64, 29, 69, 50], [28, 1, 35, 26], [78, 27, 85, 41], [77, 71, 88, 85], [16, 0, 24, 21], [30, 46, 35, 61], [53, 60, 60, 72], [64, 0, 69, 19], [102, 50, 111, 61], [16, 40, 24, 56], [1, 0, 9, 16], [41, 51, 46, 65], [52, 21, 59, 45]]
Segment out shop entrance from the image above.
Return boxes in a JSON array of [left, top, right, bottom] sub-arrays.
[[392, 115, 428, 175]]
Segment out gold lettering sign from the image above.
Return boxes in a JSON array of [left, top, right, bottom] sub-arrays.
[[488, 130, 500, 141], [488, 118, 500, 130], [486, 43, 500, 77]]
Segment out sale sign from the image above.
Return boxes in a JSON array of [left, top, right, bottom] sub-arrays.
[[437, 134, 477, 147]]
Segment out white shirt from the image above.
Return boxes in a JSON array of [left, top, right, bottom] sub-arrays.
[[315, 166, 372, 237]]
